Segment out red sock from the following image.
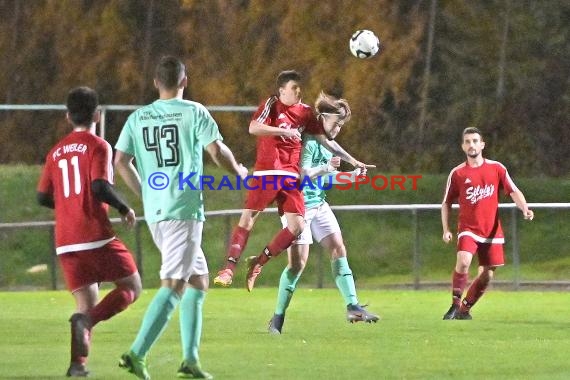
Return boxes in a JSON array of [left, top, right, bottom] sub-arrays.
[[452, 271, 468, 306], [257, 228, 296, 265], [461, 275, 489, 312], [88, 287, 135, 326], [224, 226, 250, 271]]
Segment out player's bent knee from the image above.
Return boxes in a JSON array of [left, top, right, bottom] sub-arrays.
[[116, 273, 142, 300], [289, 263, 306, 275], [130, 283, 142, 300], [188, 274, 209, 291], [329, 246, 347, 260]]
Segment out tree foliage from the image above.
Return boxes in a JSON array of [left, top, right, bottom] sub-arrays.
[[0, 0, 567, 176]]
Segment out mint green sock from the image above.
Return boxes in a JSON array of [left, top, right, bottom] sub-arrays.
[[331, 257, 358, 306], [180, 287, 206, 365], [274, 267, 302, 315], [130, 287, 180, 357]]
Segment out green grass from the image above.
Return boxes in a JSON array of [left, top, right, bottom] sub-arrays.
[[0, 289, 569, 379]]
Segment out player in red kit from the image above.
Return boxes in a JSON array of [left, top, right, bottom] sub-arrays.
[[37, 87, 142, 377], [214, 70, 373, 291], [441, 127, 534, 320]]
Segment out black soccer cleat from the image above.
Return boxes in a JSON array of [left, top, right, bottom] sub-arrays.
[[268, 314, 285, 334], [455, 311, 473, 320], [66, 362, 89, 377], [443, 304, 459, 320]]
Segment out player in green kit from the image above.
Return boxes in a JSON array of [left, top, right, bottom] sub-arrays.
[[115, 56, 246, 379], [268, 92, 379, 334]]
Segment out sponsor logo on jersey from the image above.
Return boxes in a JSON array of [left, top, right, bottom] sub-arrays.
[[465, 184, 495, 204]]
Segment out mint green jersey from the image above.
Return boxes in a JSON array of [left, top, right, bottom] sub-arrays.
[[115, 98, 222, 223], [301, 136, 332, 209]]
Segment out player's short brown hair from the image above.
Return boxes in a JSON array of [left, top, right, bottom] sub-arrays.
[[462, 127, 483, 139], [276, 70, 301, 91], [155, 56, 186, 89], [66, 87, 98, 126]]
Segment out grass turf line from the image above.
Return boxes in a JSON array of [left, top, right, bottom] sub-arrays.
[[0, 288, 569, 379]]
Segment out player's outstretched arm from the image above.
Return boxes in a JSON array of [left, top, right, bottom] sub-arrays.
[[303, 162, 366, 185], [205, 140, 248, 178], [324, 168, 365, 184], [302, 157, 341, 179], [248, 120, 301, 139], [314, 134, 375, 169], [114, 150, 142, 198], [510, 190, 534, 220]]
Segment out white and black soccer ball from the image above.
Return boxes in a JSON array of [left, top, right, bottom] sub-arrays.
[[349, 30, 381, 59]]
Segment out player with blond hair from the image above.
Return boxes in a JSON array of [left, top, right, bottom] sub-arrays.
[[268, 92, 380, 334]]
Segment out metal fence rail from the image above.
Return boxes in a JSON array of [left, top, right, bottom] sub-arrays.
[[2, 203, 568, 291]]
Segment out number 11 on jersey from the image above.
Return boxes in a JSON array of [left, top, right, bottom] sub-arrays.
[[58, 156, 81, 198]]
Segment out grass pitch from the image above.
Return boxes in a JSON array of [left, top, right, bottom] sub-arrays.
[[0, 288, 569, 379]]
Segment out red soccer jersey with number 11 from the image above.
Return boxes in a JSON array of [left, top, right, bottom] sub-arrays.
[[37, 131, 115, 254], [443, 159, 519, 243]]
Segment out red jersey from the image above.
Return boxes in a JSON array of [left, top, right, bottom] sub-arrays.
[[37, 130, 115, 254], [443, 159, 519, 243], [252, 96, 324, 177]]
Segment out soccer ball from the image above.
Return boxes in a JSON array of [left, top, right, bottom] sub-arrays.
[[349, 30, 381, 59]]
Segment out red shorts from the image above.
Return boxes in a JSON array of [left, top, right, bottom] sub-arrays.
[[244, 176, 305, 216], [457, 235, 504, 267], [58, 238, 138, 292]]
